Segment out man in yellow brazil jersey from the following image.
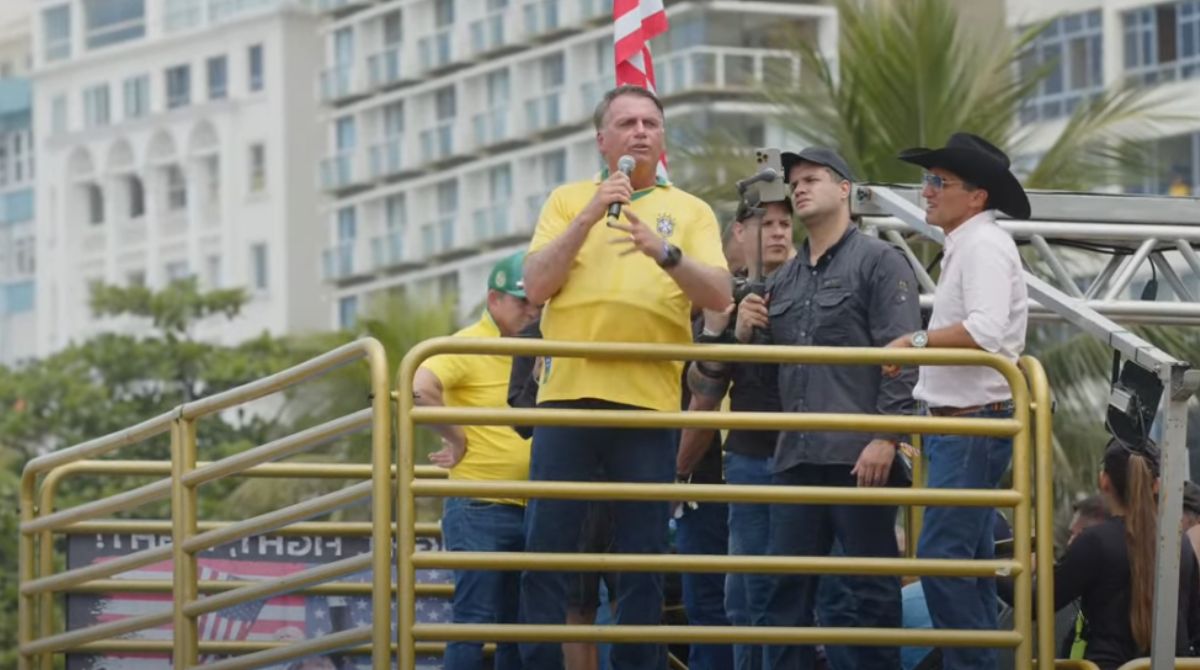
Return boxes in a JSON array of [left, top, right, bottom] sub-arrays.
[[412, 250, 539, 670], [518, 84, 732, 670]]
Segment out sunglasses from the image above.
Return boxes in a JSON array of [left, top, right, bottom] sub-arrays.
[[921, 173, 965, 191]]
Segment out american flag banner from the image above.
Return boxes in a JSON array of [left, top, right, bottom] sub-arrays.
[[613, 0, 670, 175], [65, 534, 452, 670]]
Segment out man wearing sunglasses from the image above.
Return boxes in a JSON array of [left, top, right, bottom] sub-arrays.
[[886, 133, 1031, 670]]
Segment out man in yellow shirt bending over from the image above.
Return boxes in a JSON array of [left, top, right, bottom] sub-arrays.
[[519, 84, 732, 670], [413, 250, 540, 670]]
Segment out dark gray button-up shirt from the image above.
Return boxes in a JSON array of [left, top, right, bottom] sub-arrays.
[[766, 226, 921, 472]]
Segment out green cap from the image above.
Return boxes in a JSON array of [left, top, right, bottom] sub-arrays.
[[487, 251, 527, 298]]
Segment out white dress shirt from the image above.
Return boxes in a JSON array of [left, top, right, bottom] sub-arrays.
[[913, 210, 1028, 407]]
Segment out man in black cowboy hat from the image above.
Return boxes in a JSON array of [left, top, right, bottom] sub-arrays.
[[736, 147, 921, 670], [885, 132, 1030, 670]]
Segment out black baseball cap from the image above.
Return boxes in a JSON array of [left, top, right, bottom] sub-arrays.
[[782, 147, 856, 183]]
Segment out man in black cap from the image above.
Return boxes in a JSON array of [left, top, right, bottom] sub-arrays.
[[885, 132, 1030, 670], [736, 147, 921, 669]]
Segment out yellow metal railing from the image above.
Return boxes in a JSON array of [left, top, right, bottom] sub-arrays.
[[18, 336, 1070, 670], [17, 339, 396, 670], [394, 338, 1054, 670]]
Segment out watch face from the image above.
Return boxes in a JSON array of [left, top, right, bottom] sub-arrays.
[[913, 331, 928, 347]]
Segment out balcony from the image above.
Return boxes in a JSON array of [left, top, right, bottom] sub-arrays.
[[419, 123, 455, 164], [469, 11, 507, 57], [367, 46, 403, 89], [320, 150, 366, 192], [322, 240, 368, 281], [317, 0, 374, 15], [418, 29, 453, 73], [472, 202, 511, 243], [525, 191, 551, 225], [319, 63, 366, 103], [656, 46, 803, 97], [421, 216, 456, 256], [117, 217, 147, 247], [472, 107, 511, 148], [522, 0, 561, 38], [577, 0, 607, 23], [371, 229, 405, 269], [580, 75, 613, 113], [524, 90, 563, 133], [82, 228, 106, 254], [369, 137, 404, 179], [161, 211, 188, 239]]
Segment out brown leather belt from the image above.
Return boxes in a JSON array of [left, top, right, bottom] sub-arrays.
[[928, 401, 1014, 417]]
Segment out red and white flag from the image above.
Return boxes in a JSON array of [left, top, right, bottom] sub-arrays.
[[613, 0, 669, 174]]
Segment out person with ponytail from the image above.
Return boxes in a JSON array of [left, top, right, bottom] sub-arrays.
[[1003, 438, 1200, 668]]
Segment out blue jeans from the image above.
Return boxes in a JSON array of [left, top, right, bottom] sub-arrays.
[[441, 497, 525, 670], [519, 422, 676, 670], [724, 451, 773, 670], [676, 498, 733, 670], [814, 543, 857, 670], [763, 464, 901, 670], [917, 407, 1014, 670]]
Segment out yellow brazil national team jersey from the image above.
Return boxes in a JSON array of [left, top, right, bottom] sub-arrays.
[[419, 313, 530, 505], [529, 178, 727, 412]]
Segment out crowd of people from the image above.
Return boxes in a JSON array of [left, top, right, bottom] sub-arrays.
[[411, 84, 1200, 670]]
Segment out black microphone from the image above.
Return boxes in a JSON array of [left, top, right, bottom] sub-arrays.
[[736, 167, 779, 194], [606, 154, 637, 226]]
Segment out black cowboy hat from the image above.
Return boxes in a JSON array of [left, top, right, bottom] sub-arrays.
[[898, 133, 1031, 220]]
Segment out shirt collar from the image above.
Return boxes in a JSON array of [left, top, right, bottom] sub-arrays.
[[595, 167, 670, 203], [798, 225, 857, 268], [944, 209, 997, 254], [478, 309, 502, 336]]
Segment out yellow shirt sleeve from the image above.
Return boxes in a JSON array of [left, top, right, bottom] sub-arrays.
[[420, 354, 466, 391], [529, 187, 573, 255], [683, 201, 728, 271]]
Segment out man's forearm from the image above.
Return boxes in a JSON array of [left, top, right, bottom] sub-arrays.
[[926, 322, 980, 349], [678, 394, 721, 476], [524, 218, 593, 304], [666, 258, 732, 311], [413, 387, 466, 446]]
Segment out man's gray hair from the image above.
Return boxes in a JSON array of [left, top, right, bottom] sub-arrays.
[[592, 84, 664, 131]]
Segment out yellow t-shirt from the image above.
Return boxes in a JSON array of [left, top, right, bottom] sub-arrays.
[[419, 313, 530, 505], [529, 179, 727, 412]]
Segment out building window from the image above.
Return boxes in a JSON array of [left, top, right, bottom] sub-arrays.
[[434, 86, 456, 121], [128, 175, 145, 217], [1128, 131, 1199, 194], [43, 5, 71, 62], [335, 117, 356, 151], [434, 0, 454, 27], [248, 44, 264, 92], [165, 260, 189, 282], [2, 281, 35, 315], [87, 183, 104, 225], [382, 102, 404, 136], [382, 10, 402, 45], [84, 0, 146, 50], [251, 242, 268, 290], [1018, 10, 1104, 122], [166, 64, 191, 109], [166, 165, 187, 210], [123, 75, 149, 119], [51, 95, 67, 134], [83, 84, 111, 128], [386, 194, 406, 228], [1123, 2, 1200, 83], [205, 254, 221, 288], [248, 143, 266, 192], [338, 295, 358, 329], [206, 55, 227, 100]]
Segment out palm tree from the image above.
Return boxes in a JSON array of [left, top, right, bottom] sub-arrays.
[[678, 0, 1197, 511]]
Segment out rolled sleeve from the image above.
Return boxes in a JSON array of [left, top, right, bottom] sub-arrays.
[[960, 246, 1015, 353], [868, 246, 922, 442]]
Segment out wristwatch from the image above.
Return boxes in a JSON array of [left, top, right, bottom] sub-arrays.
[[658, 243, 683, 269], [911, 330, 929, 348]]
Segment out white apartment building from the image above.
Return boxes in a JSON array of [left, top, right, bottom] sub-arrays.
[[31, 0, 328, 356], [0, 8, 36, 366], [1008, 0, 1200, 193], [316, 0, 837, 327]]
